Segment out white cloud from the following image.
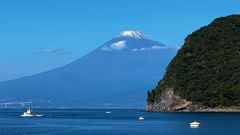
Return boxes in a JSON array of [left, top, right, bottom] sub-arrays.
[[110, 40, 127, 50], [101, 42, 180, 52], [131, 45, 177, 52], [151, 45, 162, 49], [132, 47, 147, 52], [101, 40, 127, 51], [32, 48, 73, 55]]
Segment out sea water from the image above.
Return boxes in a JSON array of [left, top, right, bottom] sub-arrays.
[[0, 109, 239, 135]]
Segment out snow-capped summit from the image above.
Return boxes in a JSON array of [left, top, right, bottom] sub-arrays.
[[101, 30, 165, 51], [118, 30, 153, 40]]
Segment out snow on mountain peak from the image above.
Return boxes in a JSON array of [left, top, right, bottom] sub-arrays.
[[118, 30, 153, 40], [100, 30, 166, 51]]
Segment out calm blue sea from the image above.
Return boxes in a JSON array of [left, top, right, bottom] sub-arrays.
[[0, 109, 239, 135]]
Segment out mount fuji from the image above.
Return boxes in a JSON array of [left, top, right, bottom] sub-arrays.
[[0, 30, 177, 108]]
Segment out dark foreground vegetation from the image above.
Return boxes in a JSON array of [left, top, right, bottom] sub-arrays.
[[148, 15, 240, 107]]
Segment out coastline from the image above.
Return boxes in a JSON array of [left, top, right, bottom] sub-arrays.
[[146, 104, 240, 112]]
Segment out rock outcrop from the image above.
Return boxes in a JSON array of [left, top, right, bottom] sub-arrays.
[[146, 88, 191, 112]]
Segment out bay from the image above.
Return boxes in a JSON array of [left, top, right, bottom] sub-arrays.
[[0, 109, 239, 135]]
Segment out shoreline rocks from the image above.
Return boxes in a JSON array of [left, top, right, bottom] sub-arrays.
[[146, 88, 240, 112]]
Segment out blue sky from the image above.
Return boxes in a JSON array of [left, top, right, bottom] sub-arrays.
[[0, 0, 239, 81]]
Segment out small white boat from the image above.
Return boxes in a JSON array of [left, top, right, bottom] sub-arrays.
[[105, 111, 112, 114], [139, 116, 144, 120], [21, 107, 42, 117], [190, 121, 200, 128]]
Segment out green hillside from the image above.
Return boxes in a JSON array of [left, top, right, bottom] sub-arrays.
[[148, 15, 240, 109]]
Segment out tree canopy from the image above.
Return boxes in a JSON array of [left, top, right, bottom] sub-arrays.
[[148, 15, 240, 107]]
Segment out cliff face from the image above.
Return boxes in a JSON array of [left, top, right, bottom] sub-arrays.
[[147, 15, 240, 112], [146, 88, 191, 112]]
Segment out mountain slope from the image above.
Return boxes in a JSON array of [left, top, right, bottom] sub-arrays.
[[0, 30, 177, 108], [147, 15, 240, 112]]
